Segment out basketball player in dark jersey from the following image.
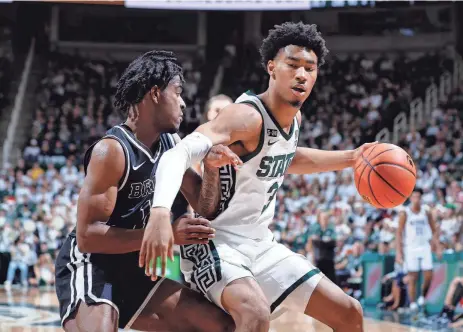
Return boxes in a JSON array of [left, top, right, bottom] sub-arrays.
[[55, 51, 238, 331]]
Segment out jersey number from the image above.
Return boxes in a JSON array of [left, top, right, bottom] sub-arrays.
[[261, 182, 280, 214], [416, 225, 424, 236]]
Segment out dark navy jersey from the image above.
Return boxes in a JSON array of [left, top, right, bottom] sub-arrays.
[[75, 124, 177, 233]]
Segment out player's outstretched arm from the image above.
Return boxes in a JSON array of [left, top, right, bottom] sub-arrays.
[[151, 103, 260, 213], [139, 104, 260, 280], [287, 142, 378, 175], [76, 139, 144, 254], [172, 130, 241, 218]]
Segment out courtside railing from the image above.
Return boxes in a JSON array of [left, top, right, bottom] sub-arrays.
[[376, 50, 463, 144], [2, 39, 35, 169]]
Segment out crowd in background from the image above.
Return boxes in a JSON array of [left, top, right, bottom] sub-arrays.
[[0, 48, 461, 298]]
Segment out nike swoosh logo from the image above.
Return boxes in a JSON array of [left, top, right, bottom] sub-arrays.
[[268, 140, 278, 146], [133, 161, 146, 170]]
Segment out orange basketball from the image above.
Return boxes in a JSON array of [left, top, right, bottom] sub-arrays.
[[354, 143, 417, 209]]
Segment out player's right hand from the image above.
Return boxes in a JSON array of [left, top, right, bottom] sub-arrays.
[[204, 144, 243, 170], [172, 215, 215, 245], [139, 207, 174, 281]]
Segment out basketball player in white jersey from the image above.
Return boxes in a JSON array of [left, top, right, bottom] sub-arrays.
[[142, 22, 377, 332], [396, 188, 440, 311]]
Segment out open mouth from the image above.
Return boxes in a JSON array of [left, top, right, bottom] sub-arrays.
[[291, 86, 306, 95]]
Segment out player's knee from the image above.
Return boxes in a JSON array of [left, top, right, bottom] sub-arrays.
[[94, 314, 118, 332], [338, 297, 363, 328], [252, 305, 271, 330], [347, 298, 363, 327], [71, 303, 118, 332], [65, 314, 117, 332], [233, 296, 270, 330]]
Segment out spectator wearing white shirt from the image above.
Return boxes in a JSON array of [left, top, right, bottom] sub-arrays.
[[45, 163, 57, 181], [349, 203, 368, 241], [4, 233, 30, 289], [337, 175, 358, 203], [23, 139, 41, 163]]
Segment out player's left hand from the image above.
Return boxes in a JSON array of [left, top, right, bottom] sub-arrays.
[[139, 207, 174, 281], [351, 141, 379, 166], [172, 214, 215, 245], [204, 144, 243, 170]]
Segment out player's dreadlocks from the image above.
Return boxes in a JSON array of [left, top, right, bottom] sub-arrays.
[[260, 22, 329, 69], [114, 50, 184, 116]]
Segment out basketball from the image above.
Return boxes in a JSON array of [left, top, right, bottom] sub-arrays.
[[354, 143, 417, 209]]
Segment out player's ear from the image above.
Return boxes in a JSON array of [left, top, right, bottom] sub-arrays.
[[150, 86, 160, 104], [267, 60, 276, 79]]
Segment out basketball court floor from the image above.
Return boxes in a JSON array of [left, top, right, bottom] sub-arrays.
[[0, 287, 460, 332]]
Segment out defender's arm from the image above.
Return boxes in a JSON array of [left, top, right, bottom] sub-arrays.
[[151, 104, 261, 212], [76, 139, 144, 254], [175, 130, 241, 218]]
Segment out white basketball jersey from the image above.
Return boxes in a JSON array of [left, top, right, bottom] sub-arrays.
[[213, 91, 299, 241], [403, 205, 432, 249]]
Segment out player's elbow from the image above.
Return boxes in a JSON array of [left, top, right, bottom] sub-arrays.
[[338, 297, 363, 329]]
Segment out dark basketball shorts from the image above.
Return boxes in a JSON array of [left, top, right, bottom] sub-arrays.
[[55, 235, 164, 329]]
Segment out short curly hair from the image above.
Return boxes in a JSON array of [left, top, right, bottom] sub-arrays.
[[114, 50, 184, 116], [259, 22, 329, 69]]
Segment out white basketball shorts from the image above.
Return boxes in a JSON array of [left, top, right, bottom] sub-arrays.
[[404, 245, 433, 273], [180, 235, 323, 319]]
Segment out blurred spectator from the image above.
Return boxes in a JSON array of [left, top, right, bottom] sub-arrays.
[[4, 233, 30, 289], [309, 211, 337, 283], [203, 94, 233, 123], [29, 243, 55, 287], [436, 276, 463, 326]]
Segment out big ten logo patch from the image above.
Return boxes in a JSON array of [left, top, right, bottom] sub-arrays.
[[267, 129, 278, 137]]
